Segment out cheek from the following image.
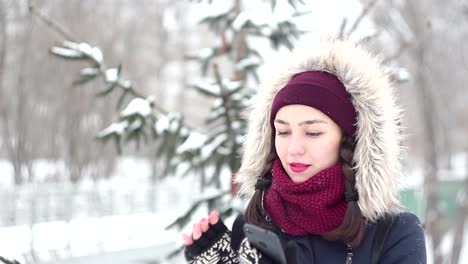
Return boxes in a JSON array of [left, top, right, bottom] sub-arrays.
[[308, 136, 341, 161], [325, 136, 342, 161], [275, 138, 286, 157]]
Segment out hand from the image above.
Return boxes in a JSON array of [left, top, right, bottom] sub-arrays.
[[182, 210, 220, 246]]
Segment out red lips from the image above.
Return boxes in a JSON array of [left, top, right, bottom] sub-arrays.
[[289, 162, 310, 173]]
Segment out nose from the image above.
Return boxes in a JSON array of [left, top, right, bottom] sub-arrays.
[[287, 134, 305, 156]]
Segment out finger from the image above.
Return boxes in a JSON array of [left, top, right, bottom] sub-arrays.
[[201, 218, 209, 232], [193, 222, 202, 240], [182, 233, 193, 245], [209, 210, 219, 225]]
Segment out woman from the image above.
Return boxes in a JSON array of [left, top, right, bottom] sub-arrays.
[[182, 38, 426, 263]]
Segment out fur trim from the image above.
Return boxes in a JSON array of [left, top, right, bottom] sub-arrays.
[[235, 38, 404, 222]]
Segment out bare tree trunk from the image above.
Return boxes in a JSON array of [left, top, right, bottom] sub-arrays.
[[0, 0, 5, 83], [402, 1, 445, 262], [3, 3, 36, 185], [233, 0, 247, 82], [414, 27, 446, 264], [450, 148, 468, 264]]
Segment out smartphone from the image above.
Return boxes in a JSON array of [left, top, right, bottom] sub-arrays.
[[243, 223, 287, 264]]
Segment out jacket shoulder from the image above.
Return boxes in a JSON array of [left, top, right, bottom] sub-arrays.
[[380, 211, 427, 263]]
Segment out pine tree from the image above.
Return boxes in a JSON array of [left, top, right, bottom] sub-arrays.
[[48, 1, 307, 260], [0, 256, 20, 264], [45, 0, 411, 261]]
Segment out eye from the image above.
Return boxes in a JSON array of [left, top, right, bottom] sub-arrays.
[[276, 131, 290, 136], [306, 132, 322, 137]]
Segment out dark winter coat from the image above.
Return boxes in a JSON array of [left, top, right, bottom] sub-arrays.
[[275, 211, 426, 263], [185, 211, 426, 264]]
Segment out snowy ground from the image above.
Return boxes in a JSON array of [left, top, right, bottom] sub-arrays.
[[0, 158, 219, 264], [1, 210, 467, 264], [1, 155, 466, 263], [37, 243, 178, 264], [0, 212, 184, 264]]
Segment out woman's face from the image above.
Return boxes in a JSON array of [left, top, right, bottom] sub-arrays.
[[274, 104, 343, 183]]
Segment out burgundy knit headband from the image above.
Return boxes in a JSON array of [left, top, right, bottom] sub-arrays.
[[270, 71, 357, 138]]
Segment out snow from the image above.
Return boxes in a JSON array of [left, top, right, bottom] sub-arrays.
[[231, 121, 242, 130], [1, 154, 467, 263], [207, 106, 225, 120], [190, 2, 233, 25], [163, 7, 179, 32], [119, 79, 132, 89], [128, 118, 143, 131], [97, 121, 129, 137], [154, 115, 170, 134], [111, 157, 152, 183], [88, 47, 104, 64], [169, 114, 181, 132], [0, 213, 178, 263], [293, 0, 374, 38], [61, 41, 81, 51], [6, 1, 468, 262], [223, 79, 242, 91], [0, 157, 203, 262], [32, 160, 68, 182], [190, 48, 214, 60], [0, 160, 14, 187], [451, 152, 467, 178], [79, 45, 103, 64], [104, 68, 119, 83], [192, 79, 220, 96], [120, 98, 152, 118], [213, 98, 223, 108], [60, 41, 103, 63], [192, 78, 244, 95], [50, 47, 83, 59], [201, 133, 227, 160], [236, 56, 261, 70], [232, 11, 254, 31], [432, 225, 468, 264], [80, 67, 100, 76], [176, 131, 207, 154], [395, 67, 410, 82], [154, 113, 181, 134]]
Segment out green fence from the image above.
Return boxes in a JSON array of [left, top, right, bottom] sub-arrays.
[[400, 179, 464, 223]]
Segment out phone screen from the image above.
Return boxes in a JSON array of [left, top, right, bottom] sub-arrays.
[[243, 223, 287, 264]]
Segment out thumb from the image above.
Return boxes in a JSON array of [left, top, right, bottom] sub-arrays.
[[285, 240, 300, 264]]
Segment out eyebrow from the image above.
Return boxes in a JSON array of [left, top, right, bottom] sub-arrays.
[[274, 119, 328, 126]]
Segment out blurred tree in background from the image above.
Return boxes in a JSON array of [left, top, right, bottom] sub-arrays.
[[0, 0, 467, 263]]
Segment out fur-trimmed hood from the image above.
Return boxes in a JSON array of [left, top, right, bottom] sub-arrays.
[[235, 38, 404, 222]]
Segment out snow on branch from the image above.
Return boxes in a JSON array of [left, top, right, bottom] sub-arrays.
[[49, 46, 84, 59], [120, 97, 154, 118], [97, 121, 129, 138], [154, 113, 183, 134], [50, 41, 103, 64], [187, 48, 216, 60], [236, 56, 261, 71], [191, 78, 242, 97], [176, 131, 208, 154], [104, 68, 119, 83]]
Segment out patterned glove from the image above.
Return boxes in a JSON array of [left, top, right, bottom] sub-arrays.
[[184, 220, 239, 264], [238, 232, 299, 264]]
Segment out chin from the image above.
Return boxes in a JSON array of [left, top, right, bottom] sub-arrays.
[[289, 173, 310, 183], [288, 170, 316, 183]]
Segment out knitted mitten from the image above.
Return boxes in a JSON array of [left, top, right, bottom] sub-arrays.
[[184, 220, 238, 264], [238, 234, 299, 264]]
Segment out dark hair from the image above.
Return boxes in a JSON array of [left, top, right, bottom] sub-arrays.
[[244, 135, 366, 247]]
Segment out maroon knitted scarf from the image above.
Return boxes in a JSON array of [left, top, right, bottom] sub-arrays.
[[264, 159, 347, 235]]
